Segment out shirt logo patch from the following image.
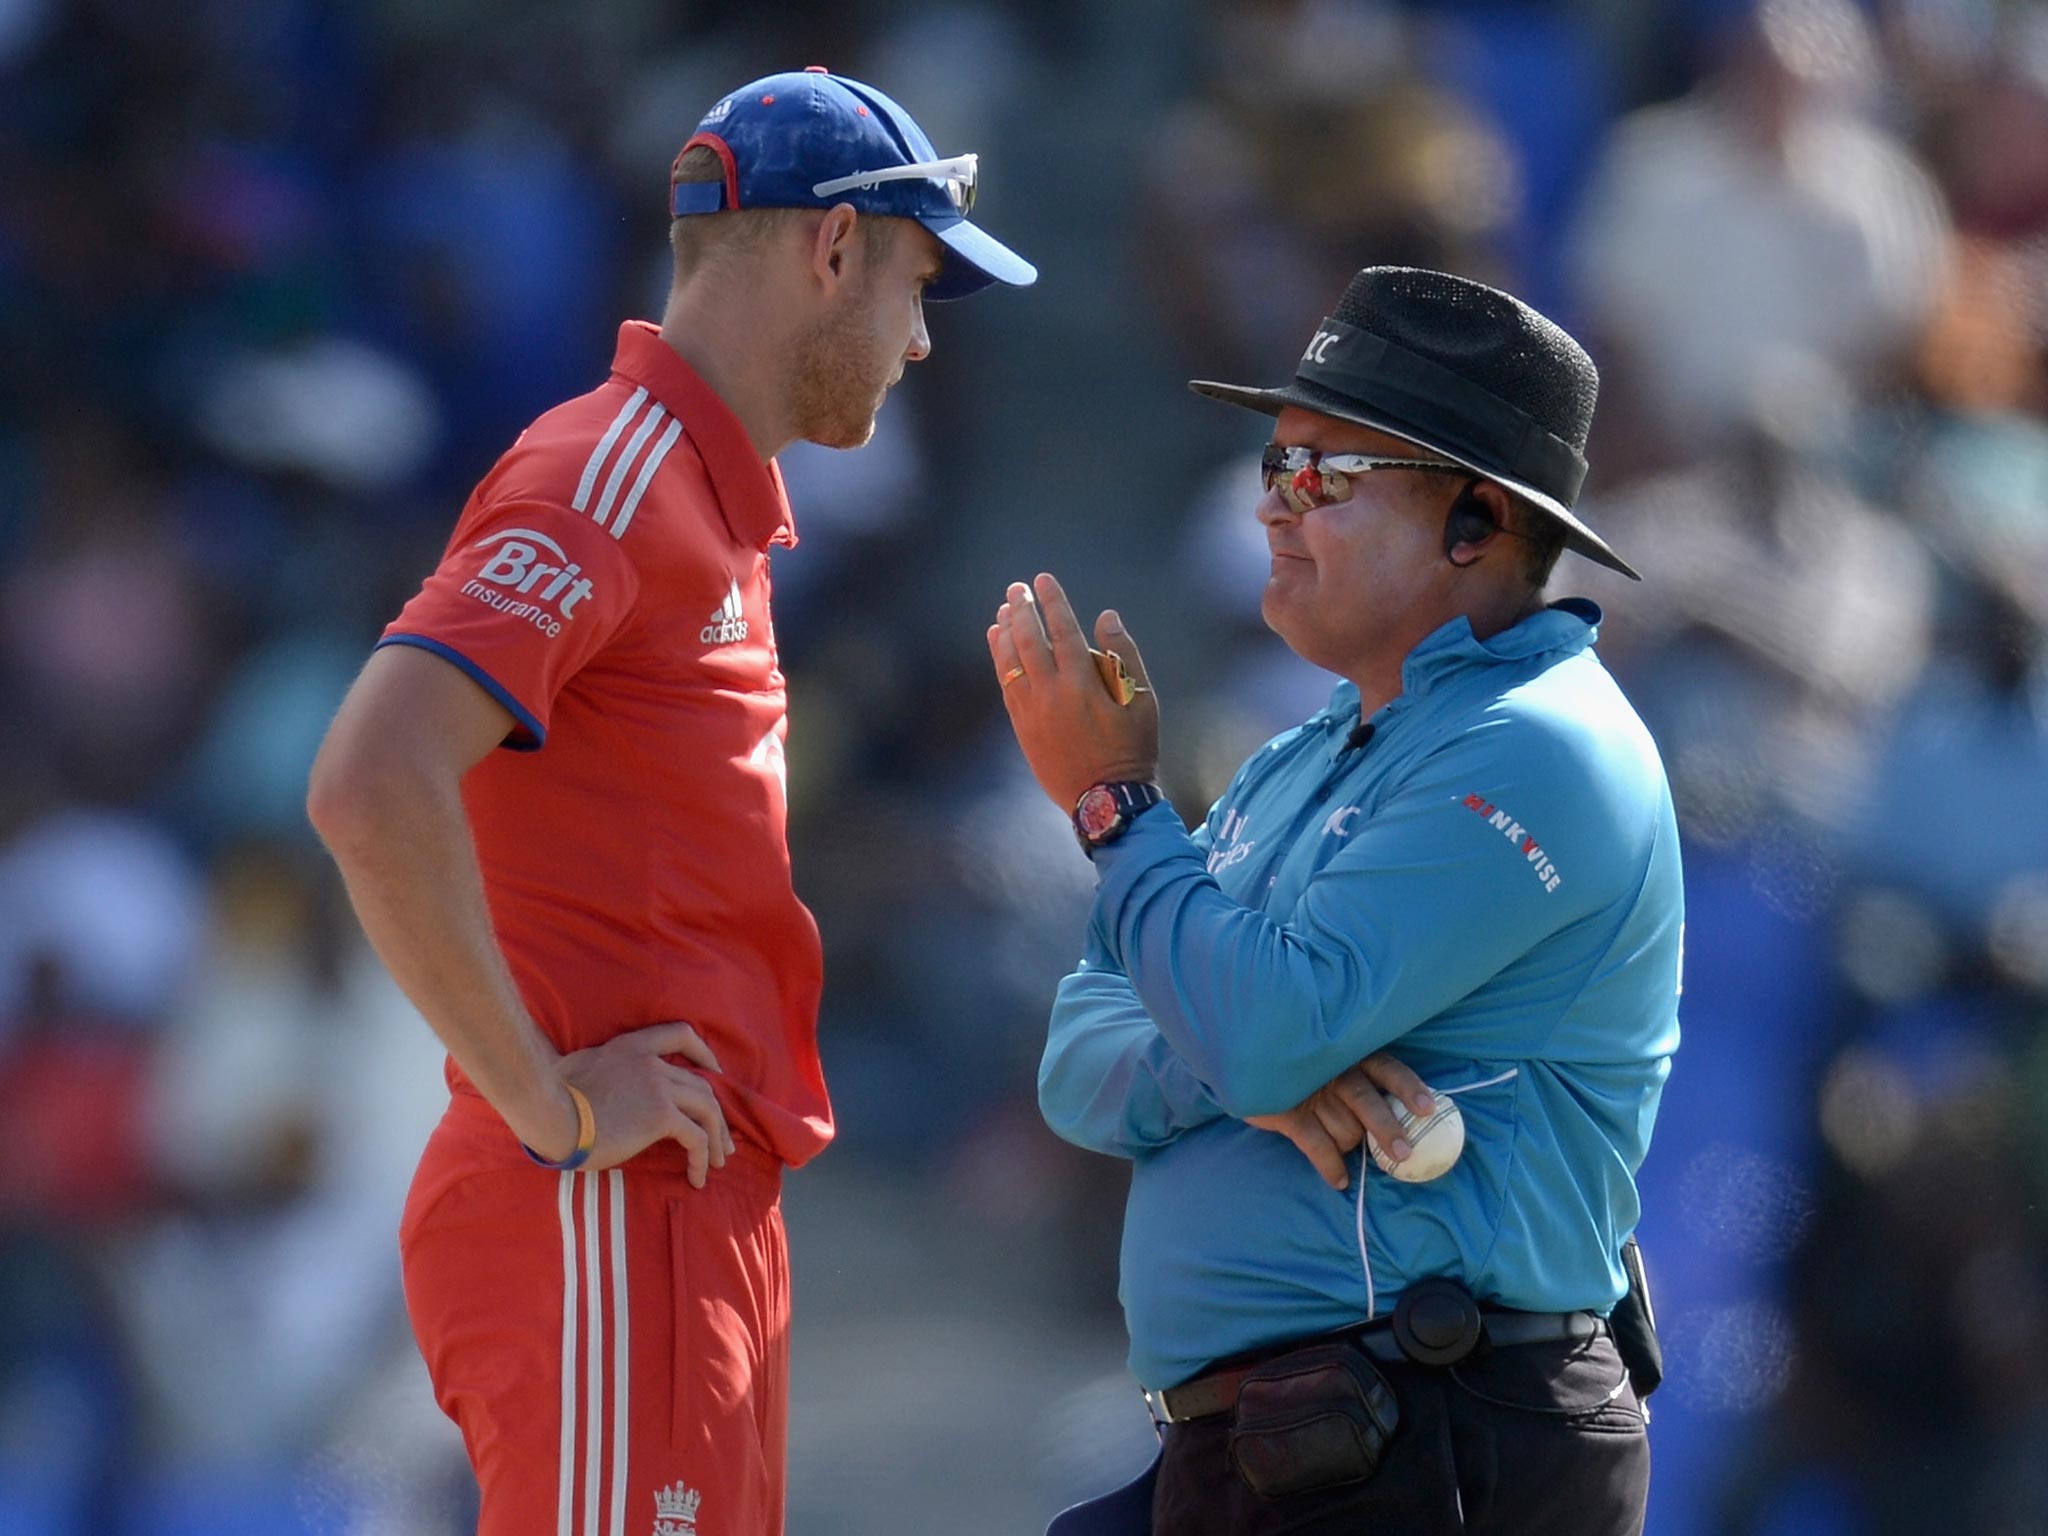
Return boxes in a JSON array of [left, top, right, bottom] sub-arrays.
[[700, 578, 749, 646], [461, 529, 596, 638], [1322, 805, 1361, 838], [1207, 808, 1256, 874], [653, 1481, 702, 1535], [1462, 794, 1563, 893]]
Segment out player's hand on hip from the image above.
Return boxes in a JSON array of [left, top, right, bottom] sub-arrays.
[[557, 1021, 735, 1184], [988, 572, 1159, 810]]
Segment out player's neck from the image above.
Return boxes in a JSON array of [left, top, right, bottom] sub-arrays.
[[656, 289, 797, 463]]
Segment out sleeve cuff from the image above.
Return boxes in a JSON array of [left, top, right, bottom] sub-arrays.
[[1088, 799, 1204, 965], [376, 635, 547, 750]]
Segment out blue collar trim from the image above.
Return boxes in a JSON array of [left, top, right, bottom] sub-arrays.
[[1312, 599, 1603, 744], [1400, 598, 1600, 697], [1310, 598, 1597, 749]]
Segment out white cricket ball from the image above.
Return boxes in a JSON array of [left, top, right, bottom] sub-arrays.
[[1366, 1089, 1464, 1182]]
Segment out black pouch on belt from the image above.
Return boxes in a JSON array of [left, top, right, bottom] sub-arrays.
[[1226, 1342, 1401, 1500], [1609, 1235, 1664, 1401]]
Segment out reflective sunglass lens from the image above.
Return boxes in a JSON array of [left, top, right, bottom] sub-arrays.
[[1289, 465, 1329, 510]]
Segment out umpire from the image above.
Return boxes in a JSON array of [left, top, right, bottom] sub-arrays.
[[990, 267, 1681, 1535]]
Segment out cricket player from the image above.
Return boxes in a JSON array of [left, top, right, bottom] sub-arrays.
[[308, 69, 1033, 1536]]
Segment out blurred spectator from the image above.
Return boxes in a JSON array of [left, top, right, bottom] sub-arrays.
[[0, 956, 149, 1536], [0, 809, 205, 1029], [1903, 3, 2048, 245], [191, 335, 441, 495], [1716, 877, 2048, 1534], [1142, 0, 1522, 381], [123, 843, 449, 1464], [767, 406, 928, 632], [1844, 578, 2046, 956], [1571, 0, 1950, 478], [1576, 421, 1936, 845], [0, 415, 218, 805], [1877, 233, 2048, 637]]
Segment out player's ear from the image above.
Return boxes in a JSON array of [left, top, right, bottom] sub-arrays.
[[810, 204, 860, 288]]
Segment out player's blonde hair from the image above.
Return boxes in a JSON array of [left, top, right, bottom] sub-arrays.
[[669, 146, 896, 279]]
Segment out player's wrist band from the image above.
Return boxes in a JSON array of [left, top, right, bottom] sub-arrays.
[[521, 1083, 597, 1171]]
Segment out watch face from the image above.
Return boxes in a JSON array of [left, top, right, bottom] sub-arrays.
[[1076, 786, 1123, 842]]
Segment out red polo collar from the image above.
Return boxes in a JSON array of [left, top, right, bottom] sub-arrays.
[[608, 321, 796, 550]]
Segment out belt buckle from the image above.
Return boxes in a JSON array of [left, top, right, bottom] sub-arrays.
[[1142, 1387, 1175, 1429]]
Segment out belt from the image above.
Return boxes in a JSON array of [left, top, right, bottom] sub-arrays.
[[1146, 1308, 1608, 1426]]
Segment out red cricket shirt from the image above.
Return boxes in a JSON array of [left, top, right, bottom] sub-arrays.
[[381, 321, 831, 1169]]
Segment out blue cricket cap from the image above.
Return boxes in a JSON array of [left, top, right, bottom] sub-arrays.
[[670, 68, 1037, 302]]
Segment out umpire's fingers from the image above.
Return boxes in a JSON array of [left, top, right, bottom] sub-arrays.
[[1290, 1117, 1353, 1190], [1357, 1051, 1435, 1118], [1002, 584, 1056, 680], [1312, 1092, 1365, 1155], [1250, 1109, 1351, 1189], [988, 620, 1024, 688], [1093, 609, 1154, 693], [1329, 1071, 1412, 1163], [1031, 572, 1092, 669]]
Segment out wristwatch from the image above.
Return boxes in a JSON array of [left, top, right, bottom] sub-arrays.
[[1073, 781, 1165, 853]]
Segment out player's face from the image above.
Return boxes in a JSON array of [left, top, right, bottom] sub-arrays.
[[791, 220, 941, 449], [1257, 407, 1463, 677]]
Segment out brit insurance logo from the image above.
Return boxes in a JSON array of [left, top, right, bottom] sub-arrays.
[[461, 529, 595, 639], [700, 577, 748, 646]]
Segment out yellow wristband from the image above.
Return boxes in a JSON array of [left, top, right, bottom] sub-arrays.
[[522, 1083, 597, 1171]]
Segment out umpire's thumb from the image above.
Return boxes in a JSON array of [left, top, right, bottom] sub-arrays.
[[1095, 609, 1153, 692]]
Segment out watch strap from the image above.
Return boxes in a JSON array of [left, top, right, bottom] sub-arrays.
[[1073, 780, 1165, 851]]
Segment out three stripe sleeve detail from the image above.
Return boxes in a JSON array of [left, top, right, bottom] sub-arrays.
[[571, 389, 681, 540]]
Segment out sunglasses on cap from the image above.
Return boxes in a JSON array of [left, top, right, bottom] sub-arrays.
[[1260, 443, 1467, 513], [811, 152, 978, 214]]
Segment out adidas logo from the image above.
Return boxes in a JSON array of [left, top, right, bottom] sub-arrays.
[[700, 577, 749, 646]]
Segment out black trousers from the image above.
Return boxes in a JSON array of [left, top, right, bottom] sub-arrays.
[[1151, 1333, 1649, 1535]]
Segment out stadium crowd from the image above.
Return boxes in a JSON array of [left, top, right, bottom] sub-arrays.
[[1, 0, 2045, 1531]]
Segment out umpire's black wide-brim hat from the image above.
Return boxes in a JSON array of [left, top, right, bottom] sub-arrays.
[[1191, 266, 1639, 580]]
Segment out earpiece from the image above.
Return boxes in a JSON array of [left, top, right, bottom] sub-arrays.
[[1442, 482, 1498, 566]]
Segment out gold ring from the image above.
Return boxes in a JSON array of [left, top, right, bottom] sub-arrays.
[[1001, 666, 1026, 687]]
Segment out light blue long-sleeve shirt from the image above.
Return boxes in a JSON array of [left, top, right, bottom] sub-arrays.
[[1039, 601, 1683, 1389]]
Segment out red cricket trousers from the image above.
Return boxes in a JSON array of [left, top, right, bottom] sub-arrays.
[[401, 1092, 789, 1536]]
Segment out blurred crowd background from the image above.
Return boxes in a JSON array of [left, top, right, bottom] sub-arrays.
[[3, 0, 2047, 1531]]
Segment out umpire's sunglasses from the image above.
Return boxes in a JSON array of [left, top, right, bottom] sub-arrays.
[[812, 153, 978, 214], [1261, 443, 1466, 513]]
